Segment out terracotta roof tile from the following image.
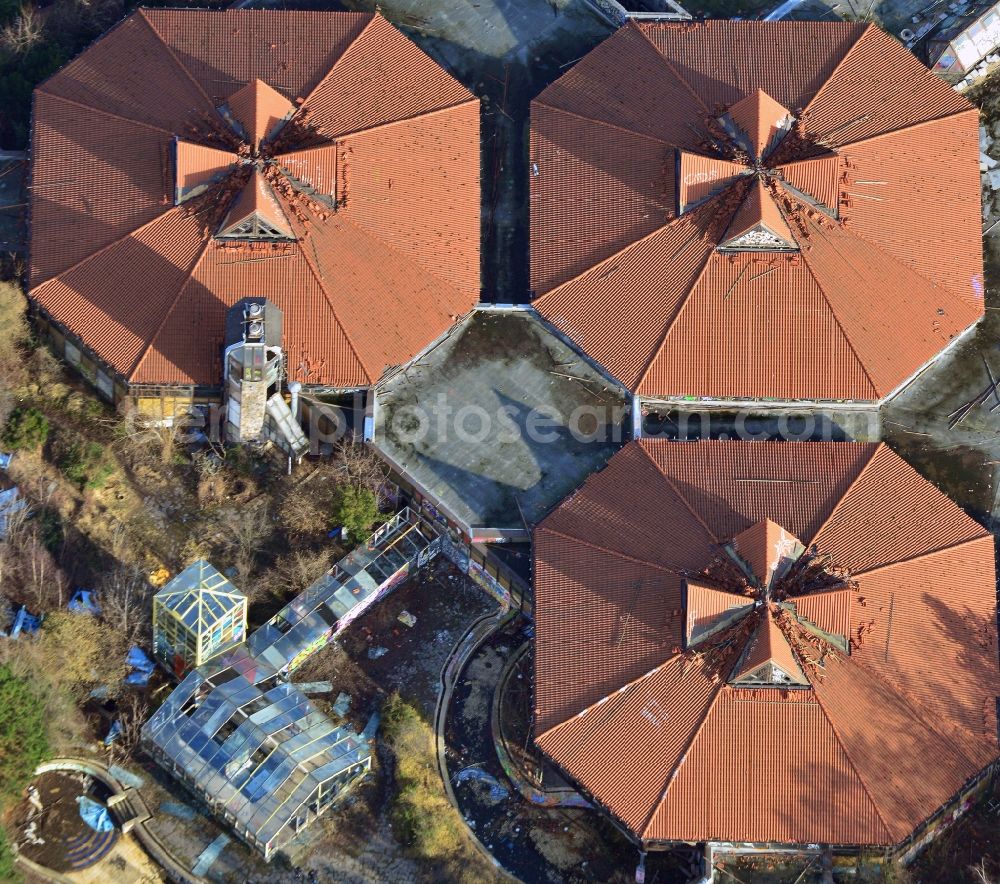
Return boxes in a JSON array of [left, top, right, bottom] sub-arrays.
[[275, 143, 339, 200], [725, 88, 794, 159], [225, 78, 294, 146], [30, 93, 173, 285], [732, 612, 808, 684], [139, 9, 370, 103], [219, 170, 292, 239], [796, 210, 982, 396], [302, 14, 474, 139], [536, 204, 717, 390], [641, 20, 863, 113], [849, 537, 998, 746], [534, 23, 709, 146], [534, 440, 999, 846], [721, 179, 796, 248], [812, 444, 989, 572], [837, 111, 983, 304], [637, 252, 877, 400], [29, 11, 480, 388], [336, 99, 481, 296], [32, 208, 209, 377], [132, 238, 366, 386], [803, 24, 969, 145], [644, 686, 892, 844], [531, 21, 984, 401], [811, 652, 990, 843], [534, 529, 687, 733], [792, 588, 852, 640], [531, 104, 674, 294], [174, 141, 237, 203], [536, 655, 719, 833], [685, 582, 754, 646], [39, 12, 217, 132], [730, 518, 802, 587], [776, 153, 841, 212], [677, 151, 747, 213]]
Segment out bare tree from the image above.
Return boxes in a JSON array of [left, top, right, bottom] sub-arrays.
[[331, 439, 389, 493], [1, 6, 43, 56], [97, 562, 154, 648], [108, 692, 149, 763]]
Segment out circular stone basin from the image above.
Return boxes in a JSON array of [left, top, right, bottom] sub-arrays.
[[12, 769, 118, 873]]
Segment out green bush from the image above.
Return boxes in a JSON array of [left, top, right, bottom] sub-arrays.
[[332, 486, 380, 543], [381, 693, 468, 862], [1, 406, 49, 451], [58, 440, 114, 489], [0, 825, 18, 883], [0, 664, 49, 806]]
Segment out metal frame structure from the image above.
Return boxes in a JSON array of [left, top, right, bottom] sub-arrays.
[[152, 561, 248, 677]]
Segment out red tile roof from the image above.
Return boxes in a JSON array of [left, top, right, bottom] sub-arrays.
[[534, 440, 999, 846], [531, 22, 984, 400], [30, 11, 480, 387]]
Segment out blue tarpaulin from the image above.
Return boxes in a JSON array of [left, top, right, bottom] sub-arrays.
[[77, 796, 114, 832], [127, 647, 154, 672], [0, 453, 12, 470], [68, 589, 100, 615], [125, 646, 154, 684], [9, 606, 39, 637], [103, 720, 122, 746]]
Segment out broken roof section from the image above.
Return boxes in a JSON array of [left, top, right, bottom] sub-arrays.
[[533, 440, 999, 846], [530, 21, 984, 401], [29, 10, 481, 389]]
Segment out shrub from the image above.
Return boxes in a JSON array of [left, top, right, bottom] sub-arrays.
[[382, 693, 470, 863], [332, 486, 380, 543], [0, 406, 48, 451], [0, 825, 18, 882], [57, 439, 114, 489], [37, 611, 127, 697], [0, 664, 49, 805]]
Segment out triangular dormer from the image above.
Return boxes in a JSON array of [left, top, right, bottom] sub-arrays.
[[719, 179, 797, 252], [730, 612, 809, 687], [728, 518, 804, 590], [217, 170, 294, 241]]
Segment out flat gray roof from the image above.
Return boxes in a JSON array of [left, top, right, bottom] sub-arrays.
[[373, 309, 629, 533]]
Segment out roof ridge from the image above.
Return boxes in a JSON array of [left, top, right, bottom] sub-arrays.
[[325, 95, 480, 142], [536, 525, 684, 576], [797, 23, 871, 120], [30, 204, 180, 291], [286, 207, 372, 384], [809, 675, 896, 842], [851, 533, 992, 578], [826, 208, 984, 310], [836, 651, 990, 772], [531, 100, 677, 146], [127, 234, 213, 380], [532, 215, 677, 306], [819, 107, 976, 150], [37, 91, 175, 136], [292, 12, 378, 111], [640, 680, 727, 838], [535, 652, 686, 742], [137, 9, 219, 114], [337, 199, 477, 310], [633, 225, 720, 393], [632, 21, 711, 116], [638, 440, 719, 543], [797, 229, 880, 397]]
